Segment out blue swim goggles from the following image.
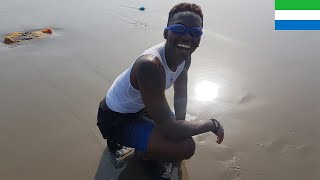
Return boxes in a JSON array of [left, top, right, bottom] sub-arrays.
[[165, 24, 203, 37]]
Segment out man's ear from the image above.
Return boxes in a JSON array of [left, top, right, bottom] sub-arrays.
[[163, 30, 168, 39]]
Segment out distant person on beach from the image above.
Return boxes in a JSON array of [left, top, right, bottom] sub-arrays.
[[3, 28, 52, 45], [97, 2, 224, 179]]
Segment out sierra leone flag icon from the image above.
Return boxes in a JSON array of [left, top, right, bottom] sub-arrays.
[[275, 0, 320, 30]]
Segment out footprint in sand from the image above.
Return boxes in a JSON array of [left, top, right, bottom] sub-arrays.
[[255, 137, 302, 153], [219, 154, 248, 180], [220, 168, 241, 180], [196, 141, 248, 180], [256, 138, 290, 152], [256, 137, 318, 161], [210, 145, 248, 180], [237, 93, 255, 105], [295, 144, 319, 161]]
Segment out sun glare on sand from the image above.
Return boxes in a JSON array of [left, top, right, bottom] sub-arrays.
[[194, 80, 220, 102]]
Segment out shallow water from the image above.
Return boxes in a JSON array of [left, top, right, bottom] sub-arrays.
[[1, 0, 320, 180]]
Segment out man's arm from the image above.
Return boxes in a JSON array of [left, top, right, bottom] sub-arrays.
[[134, 55, 218, 142], [173, 59, 191, 120]]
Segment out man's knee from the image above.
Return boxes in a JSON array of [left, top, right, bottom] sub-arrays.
[[183, 138, 195, 159]]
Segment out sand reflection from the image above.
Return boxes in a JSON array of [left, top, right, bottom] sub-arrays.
[[194, 80, 220, 102]]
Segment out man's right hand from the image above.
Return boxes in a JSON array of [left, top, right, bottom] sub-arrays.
[[210, 119, 224, 144]]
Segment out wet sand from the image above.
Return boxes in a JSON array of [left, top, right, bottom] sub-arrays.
[[1, 0, 320, 179]]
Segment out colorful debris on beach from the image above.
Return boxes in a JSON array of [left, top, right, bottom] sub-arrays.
[[3, 28, 53, 45]]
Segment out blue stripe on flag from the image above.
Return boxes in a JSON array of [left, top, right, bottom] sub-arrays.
[[275, 20, 320, 30]]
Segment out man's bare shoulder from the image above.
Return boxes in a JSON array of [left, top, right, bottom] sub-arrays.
[[130, 54, 165, 90], [133, 54, 165, 77], [135, 54, 162, 69]]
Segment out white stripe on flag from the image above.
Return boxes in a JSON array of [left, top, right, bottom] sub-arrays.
[[275, 10, 320, 20]]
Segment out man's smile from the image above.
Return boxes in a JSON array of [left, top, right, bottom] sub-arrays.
[[177, 43, 191, 49]]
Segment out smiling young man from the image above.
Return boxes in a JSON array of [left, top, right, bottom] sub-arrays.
[[97, 3, 224, 179]]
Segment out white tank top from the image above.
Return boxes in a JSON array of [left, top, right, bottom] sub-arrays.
[[105, 41, 186, 113]]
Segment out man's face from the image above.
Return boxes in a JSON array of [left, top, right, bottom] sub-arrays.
[[165, 11, 203, 59]]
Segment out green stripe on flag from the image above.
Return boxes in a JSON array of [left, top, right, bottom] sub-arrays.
[[275, 0, 320, 10]]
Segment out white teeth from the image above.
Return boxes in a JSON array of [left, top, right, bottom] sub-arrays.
[[177, 44, 190, 49]]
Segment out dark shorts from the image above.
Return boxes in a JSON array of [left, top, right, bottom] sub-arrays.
[[97, 105, 155, 152]]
